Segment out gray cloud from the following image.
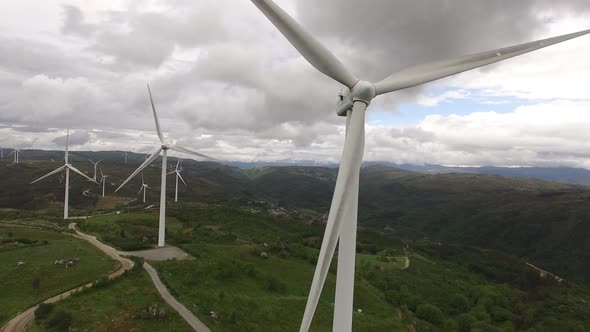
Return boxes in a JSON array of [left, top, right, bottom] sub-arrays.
[[0, 1, 588, 167], [52, 131, 92, 147]]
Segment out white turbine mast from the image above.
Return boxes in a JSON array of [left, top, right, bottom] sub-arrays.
[[168, 158, 188, 203], [99, 168, 111, 198], [137, 172, 149, 203], [10, 147, 22, 164], [115, 84, 218, 247], [122, 151, 129, 165], [89, 159, 102, 182], [250, 0, 590, 331], [30, 130, 97, 219]]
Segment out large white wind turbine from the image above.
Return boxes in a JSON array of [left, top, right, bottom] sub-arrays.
[[116, 85, 217, 247], [251, 1, 590, 331], [168, 159, 188, 203], [30, 131, 97, 219]]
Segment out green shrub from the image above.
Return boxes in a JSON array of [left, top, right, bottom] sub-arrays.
[[47, 310, 72, 331], [34, 303, 54, 320], [416, 303, 443, 325], [449, 294, 470, 313], [457, 313, 476, 332], [265, 276, 287, 294]]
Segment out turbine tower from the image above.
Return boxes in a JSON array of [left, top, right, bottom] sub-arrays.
[[168, 159, 188, 203], [250, 1, 590, 330], [99, 168, 111, 197], [30, 130, 97, 219], [10, 147, 22, 164], [122, 151, 129, 165], [89, 159, 102, 182], [137, 173, 150, 203], [116, 84, 217, 247]]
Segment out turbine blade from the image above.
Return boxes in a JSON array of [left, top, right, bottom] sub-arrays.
[[147, 84, 165, 143], [30, 165, 66, 184], [169, 145, 219, 162], [175, 159, 180, 171], [138, 185, 144, 196], [167, 171, 176, 175], [251, 0, 358, 88], [300, 102, 367, 332], [68, 165, 97, 183], [177, 172, 188, 187], [115, 147, 162, 192], [374, 29, 590, 95]]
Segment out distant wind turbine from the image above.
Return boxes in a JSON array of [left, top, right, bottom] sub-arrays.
[[30, 130, 97, 219], [89, 159, 102, 182], [10, 147, 22, 164], [99, 168, 111, 198], [251, 0, 590, 330], [122, 151, 129, 165], [137, 173, 150, 203], [116, 84, 218, 247], [168, 159, 188, 203]]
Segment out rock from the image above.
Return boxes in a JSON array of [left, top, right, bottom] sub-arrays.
[[210, 311, 219, 320], [16, 261, 25, 266], [158, 308, 167, 319], [260, 252, 268, 258]]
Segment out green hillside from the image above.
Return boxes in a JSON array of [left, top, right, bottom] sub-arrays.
[[2, 152, 590, 287]]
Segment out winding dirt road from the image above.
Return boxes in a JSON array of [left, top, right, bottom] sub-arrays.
[[0, 224, 134, 332]]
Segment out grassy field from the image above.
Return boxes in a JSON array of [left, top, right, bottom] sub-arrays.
[[0, 227, 116, 325], [28, 266, 193, 332], [154, 243, 404, 331], [79, 205, 590, 331], [77, 213, 185, 251]]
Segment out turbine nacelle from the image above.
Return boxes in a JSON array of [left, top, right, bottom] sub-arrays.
[[336, 81, 376, 116]]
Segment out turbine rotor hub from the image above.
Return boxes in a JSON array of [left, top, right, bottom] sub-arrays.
[[350, 80, 376, 103]]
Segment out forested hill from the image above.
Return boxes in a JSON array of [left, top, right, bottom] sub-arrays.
[[1, 151, 590, 285]]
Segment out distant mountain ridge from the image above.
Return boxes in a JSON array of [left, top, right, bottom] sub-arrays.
[[5, 149, 590, 186]]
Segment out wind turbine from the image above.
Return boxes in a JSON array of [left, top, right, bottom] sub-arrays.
[[10, 147, 22, 164], [89, 159, 102, 182], [168, 159, 188, 203], [99, 168, 111, 197], [30, 130, 97, 219], [137, 173, 150, 203], [116, 84, 217, 247], [251, 1, 590, 331], [122, 151, 129, 165]]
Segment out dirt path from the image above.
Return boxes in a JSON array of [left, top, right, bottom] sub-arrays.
[[143, 263, 210, 332], [0, 223, 134, 332], [401, 239, 410, 270]]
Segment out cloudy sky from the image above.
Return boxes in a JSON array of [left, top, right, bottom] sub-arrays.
[[1, 0, 590, 167]]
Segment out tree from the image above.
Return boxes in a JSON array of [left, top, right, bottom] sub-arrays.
[[416, 303, 444, 325], [34, 303, 54, 320], [449, 294, 470, 314], [47, 310, 72, 331]]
